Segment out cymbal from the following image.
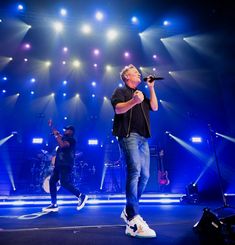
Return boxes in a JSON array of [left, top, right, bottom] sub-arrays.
[[75, 152, 83, 157], [41, 150, 48, 154]]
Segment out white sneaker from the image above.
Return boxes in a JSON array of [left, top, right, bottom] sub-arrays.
[[125, 215, 156, 238], [42, 204, 59, 212], [120, 208, 128, 224], [77, 194, 88, 210]]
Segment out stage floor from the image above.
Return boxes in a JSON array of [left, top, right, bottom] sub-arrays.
[[0, 201, 231, 245]]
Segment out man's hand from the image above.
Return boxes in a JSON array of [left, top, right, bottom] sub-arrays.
[[52, 129, 61, 137], [133, 90, 144, 104]]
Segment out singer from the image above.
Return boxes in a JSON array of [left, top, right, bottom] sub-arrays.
[[111, 64, 158, 238]]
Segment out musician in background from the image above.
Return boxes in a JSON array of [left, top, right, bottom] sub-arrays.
[[111, 64, 158, 238], [42, 125, 88, 212]]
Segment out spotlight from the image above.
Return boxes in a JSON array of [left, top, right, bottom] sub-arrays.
[[2, 89, 6, 93], [0, 19, 2, 23], [165, 131, 170, 135], [93, 63, 98, 67], [63, 80, 67, 85], [16, 93, 20, 96], [17, 4, 24, 11], [92, 94, 95, 98], [3, 77, 7, 81], [118, 83, 123, 87], [24, 43, 31, 49], [81, 24, 92, 34], [163, 20, 170, 26], [93, 49, 100, 56], [153, 54, 157, 59], [32, 138, 43, 144], [64, 116, 67, 120], [106, 65, 112, 71], [30, 78, 36, 83], [107, 29, 118, 40], [53, 21, 63, 32], [60, 8, 67, 16], [30, 91, 34, 95], [103, 96, 107, 101], [76, 93, 79, 98], [73, 60, 80, 67], [88, 139, 98, 145], [24, 58, 28, 62], [45, 61, 51, 67], [131, 16, 138, 24], [63, 93, 66, 97], [62, 61, 66, 65], [9, 57, 13, 61], [95, 11, 104, 21], [191, 137, 202, 143], [91, 81, 96, 87], [124, 52, 130, 58], [51, 93, 55, 97], [63, 47, 68, 52]]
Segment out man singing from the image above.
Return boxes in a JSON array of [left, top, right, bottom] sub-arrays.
[[42, 125, 88, 212], [111, 64, 158, 238]]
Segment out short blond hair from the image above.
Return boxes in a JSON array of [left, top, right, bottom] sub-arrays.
[[120, 64, 137, 82]]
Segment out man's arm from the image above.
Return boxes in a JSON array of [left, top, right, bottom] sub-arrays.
[[115, 90, 144, 114], [53, 129, 70, 148], [146, 78, 158, 111], [149, 86, 158, 111]]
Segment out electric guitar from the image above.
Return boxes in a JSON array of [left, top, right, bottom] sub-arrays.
[[158, 149, 170, 186]]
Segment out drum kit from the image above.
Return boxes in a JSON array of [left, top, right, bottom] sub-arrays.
[[30, 149, 93, 193]]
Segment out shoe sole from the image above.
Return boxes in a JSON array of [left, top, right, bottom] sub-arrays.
[[126, 232, 156, 238], [42, 208, 59, 213], [77, 195, 88, 210]]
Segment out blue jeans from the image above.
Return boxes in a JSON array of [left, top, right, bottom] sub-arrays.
[[118, 133, 150, 220]]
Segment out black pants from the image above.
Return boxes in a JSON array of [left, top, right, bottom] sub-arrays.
[[49, 166, 80, 204]]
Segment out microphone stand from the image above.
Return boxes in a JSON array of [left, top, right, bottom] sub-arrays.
[[208, 124, 228, 208], [193, 124, 235, 237]]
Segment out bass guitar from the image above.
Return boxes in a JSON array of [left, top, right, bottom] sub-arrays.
[[158, 149, 170, 186]]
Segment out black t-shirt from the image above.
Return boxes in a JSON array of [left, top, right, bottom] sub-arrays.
[[55, 136, 76, 167], [130, 102, 149, 137], [111, 85, 151, 138]]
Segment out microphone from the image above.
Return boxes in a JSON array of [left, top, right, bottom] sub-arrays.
[[143, 75, 164, 83]]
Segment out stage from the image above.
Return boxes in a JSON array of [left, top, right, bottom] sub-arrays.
[[0, 197, 233, 245]]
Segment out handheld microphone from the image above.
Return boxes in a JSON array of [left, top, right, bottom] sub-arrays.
[[143, 75, 164, 83]]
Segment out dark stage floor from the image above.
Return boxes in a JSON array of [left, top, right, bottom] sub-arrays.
[[1, 201, 234, 245]]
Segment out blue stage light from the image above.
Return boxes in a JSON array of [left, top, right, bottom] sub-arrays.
[[60, 8, 67, 17], [3, 76, 7, 81], [88, 139, 98, 145], [17, 4, 24, 11], [95, 11, 104, 21], [131, 16, 138, 24], [30, 91, 34, 95], [32, 138, 43, 144], [2, 89, 6, 93], [191, 137, 202, 143], [163, 20, 170, 26], [30, 78, 36, 83]]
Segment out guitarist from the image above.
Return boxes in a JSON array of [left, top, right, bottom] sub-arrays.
[[42, 123, 88, 212]]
